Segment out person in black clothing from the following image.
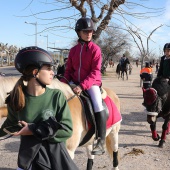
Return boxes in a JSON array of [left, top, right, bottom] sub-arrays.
[[56, 58, 68, 79], [155, 63, 159, 73], [157, 43, 170, 81], [119, 54, 130, 69]]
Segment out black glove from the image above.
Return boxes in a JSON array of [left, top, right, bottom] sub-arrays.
[[29, 116, 67, 140]]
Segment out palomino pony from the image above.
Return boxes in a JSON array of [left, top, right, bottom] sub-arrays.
[[143, 77, 170, 148], [0, 76, 121, 170]]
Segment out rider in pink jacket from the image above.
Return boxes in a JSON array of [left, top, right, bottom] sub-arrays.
[[61, 17, 107, 155], [62, 41, 102, 90]]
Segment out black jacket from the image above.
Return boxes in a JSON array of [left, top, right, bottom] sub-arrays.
[[157, 55, 165, 77], [157, 55, 170, 78], [18, 136, 79, 170], [57, 64, 66, 76]]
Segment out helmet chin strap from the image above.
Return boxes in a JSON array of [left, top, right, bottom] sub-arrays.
[[35, 78, 46, 88], [34, 69, 46, 88], [78, 37, 91, 43]]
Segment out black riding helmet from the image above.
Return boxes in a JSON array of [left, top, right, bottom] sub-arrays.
[[15, 46, 54, 87], [163, 43, 170, 52], [75, 17, 95, 32], [15, 46, 54, 74]]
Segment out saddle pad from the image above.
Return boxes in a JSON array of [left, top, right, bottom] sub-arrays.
[[104, 96, 122, 129]]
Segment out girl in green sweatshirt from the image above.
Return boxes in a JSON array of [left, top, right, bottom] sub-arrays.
[[0, 46, 78, 170]]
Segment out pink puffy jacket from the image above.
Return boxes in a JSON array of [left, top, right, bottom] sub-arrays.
[[61, 41, 102, 90]]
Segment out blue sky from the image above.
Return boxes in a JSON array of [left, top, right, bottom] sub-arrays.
[[0, 0, 170, 57], [0, 0, 77, 50]]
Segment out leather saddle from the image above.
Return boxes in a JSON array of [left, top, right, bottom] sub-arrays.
[[77, 88, 109, 146]]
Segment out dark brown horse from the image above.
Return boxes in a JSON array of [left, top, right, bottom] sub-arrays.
[[143, 77, 170, 147], [116, 61, 129, 80]]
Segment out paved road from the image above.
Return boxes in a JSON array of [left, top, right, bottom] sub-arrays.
[[0, 66, 21, 77], [0, 65, 58, 77]]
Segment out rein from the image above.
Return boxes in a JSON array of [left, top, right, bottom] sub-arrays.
[[0, 134, 13, 141], [67, 94, 77, 102], [54, 75, 78, 102]]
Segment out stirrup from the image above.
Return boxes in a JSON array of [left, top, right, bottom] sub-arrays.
[[91, 139, 105, 155]]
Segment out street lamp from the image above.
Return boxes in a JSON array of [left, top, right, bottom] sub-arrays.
[[25, 21, 38, 46], [40, 35, 48, 51]]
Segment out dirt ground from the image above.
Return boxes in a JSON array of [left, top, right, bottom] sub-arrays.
[[0, 64, 170, 170]]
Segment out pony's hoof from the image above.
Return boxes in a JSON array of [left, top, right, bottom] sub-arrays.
[[158, 139, 165, 148], [152, 134, 160, 141]]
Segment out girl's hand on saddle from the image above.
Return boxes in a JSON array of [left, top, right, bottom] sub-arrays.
[[13, 120, 33, 136], [73, 85, 82, 95]]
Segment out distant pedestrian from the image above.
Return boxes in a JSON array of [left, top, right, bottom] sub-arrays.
[[129, 64, 133, 75], [140, 61, 153, 89], [155, 63, 159, 73], [136, 60, 139, 67], [140, 61, 153, 106], [56, 57, 68, 80]]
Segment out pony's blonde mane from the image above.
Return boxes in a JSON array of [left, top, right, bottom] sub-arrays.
[[0, 76, 74, 107], [48, 79, 75, 99]]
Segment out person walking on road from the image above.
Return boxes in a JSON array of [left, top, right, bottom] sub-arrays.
[[140, 61, 153, 89]]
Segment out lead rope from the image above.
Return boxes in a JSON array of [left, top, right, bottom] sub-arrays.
[[0, 134, 13, 141]]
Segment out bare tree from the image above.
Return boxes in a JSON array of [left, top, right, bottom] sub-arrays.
[[0, 43, 8, 67], [126, 25, 163, 86], [0, 43, 19, 67], [127, 25, 163, 68], [22, 0, 164, 43], [18, 0, 164, 73], [97, 25, 130, 72]]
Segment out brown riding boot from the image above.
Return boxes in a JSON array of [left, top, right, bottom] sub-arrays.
[[91, 110, 107, 155]]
